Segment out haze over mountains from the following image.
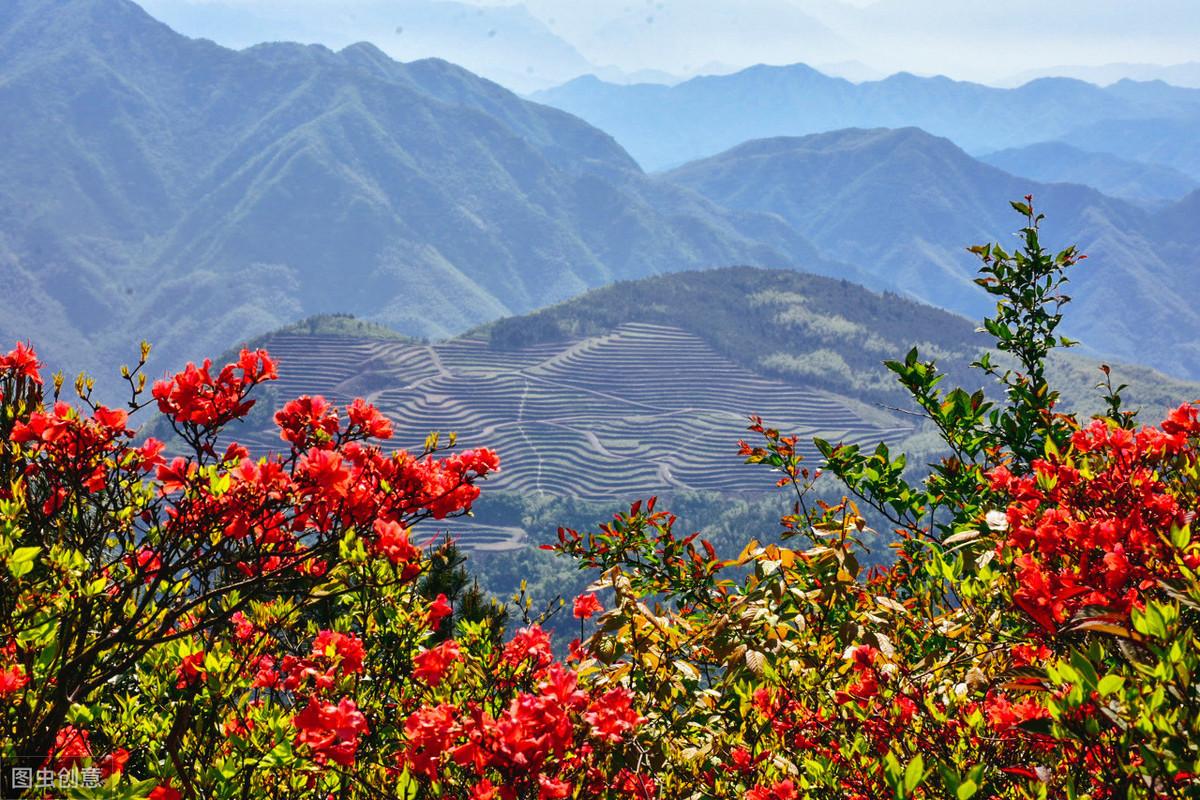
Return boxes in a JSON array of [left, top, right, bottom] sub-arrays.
[[143, 0, 1200, 91], [531, 66, 1200, 172], [223, 267, 1200, 520]]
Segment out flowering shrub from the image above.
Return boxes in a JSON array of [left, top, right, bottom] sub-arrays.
[[0, 340, 646, 798], [4, 199, 1200, 798], [540, 201, 1200, 798]]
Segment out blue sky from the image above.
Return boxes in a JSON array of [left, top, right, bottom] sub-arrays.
[[137, 0, 1200, 91]]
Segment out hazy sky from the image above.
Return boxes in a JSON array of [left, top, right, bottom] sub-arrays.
[[138, 0, 1200, 91]]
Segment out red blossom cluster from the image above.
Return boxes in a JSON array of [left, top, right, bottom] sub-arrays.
[[990, 404, 1200, 634], [400, 629, 646, 798], [293, 696, 370, 767], [0, 341, 41, 384], [572, 593, 603, 620], [152, 349, 277, 427], [10, 401, 163, 513]]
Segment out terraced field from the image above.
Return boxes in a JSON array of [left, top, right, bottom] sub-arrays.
[[233, 323, 911, 546]]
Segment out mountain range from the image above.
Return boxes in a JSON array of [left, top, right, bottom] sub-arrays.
[[4, 0, 1200, 396], [530, 65, 1200, 173], [138, 1, 1200, 93], [0, 0, 841, 390], [1003, 62, 1200, 90], [662, 128, 1200, 379]]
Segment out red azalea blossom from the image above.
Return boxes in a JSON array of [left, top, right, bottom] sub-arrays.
[[572, 593, 603, 620], [426, 592, 453, 630], [502, 625, 554, 671], [292, 696, 370, 767], [584, 688, 643, 742], [275, 395, 340, 448], [148, 782, 182, 800], [46, 726, 92, 769], [612, 769, 658, 797], [372, 519, 421, 571], [347, 397, 393, 440], [412, 640, 461, 686], [0, 341, 42, 383], [176, 651, 207, 688], [127, 546, 163, 583], [152, 349, 275, 427], [98, 748, 130, 778], [311, 629, 366, 675], [0, 664, 28, 694], [746, 779, 798, 800]]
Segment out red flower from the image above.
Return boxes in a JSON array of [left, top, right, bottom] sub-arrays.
[[275, 395, 340, 447], [502, 625, 554, 671], [176, 651, 207, 688], [347, 398, 393, 440], [412, 640, 461, 686], [311, 630, 367, 675], [613, 769, 658, 798], [127, 547, 162, 583], [153, 349, 274, 427], [572, 593, 603, 620], [537, 775, 572, 799], [148, 782, 182, 800], [98, 748, 130, 778], [292, 696, 370, 767], [1011, 554, 1087, 633], [984, 691, 1050, 734], [0, 665, 28, 694], [373, 519, 422, 575], [746, 780, 797, 800], [400, 703, 460, 778], [297, 449, 351, 498], [46, 725, 92, 769], [470, 779, 500, 800], [0, 341, 42, 383], [426, 593, 453, 630], [156, 456, 197, 494], [1162, 403, 1200, 436], [136, 437, 166, 472], [584, 688, 643, 742]]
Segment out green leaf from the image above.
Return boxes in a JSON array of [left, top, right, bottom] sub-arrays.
[[1171, 522, 1192, 549], [8, 545, 40, 578], [1097, 674, 1125, 697], [905, 754, 925, 793], [957, 779, 979, 800]]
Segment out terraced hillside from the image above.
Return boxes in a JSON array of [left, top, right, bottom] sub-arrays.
[[216, 266, 1200, 551], [237, 323, 912, 510]]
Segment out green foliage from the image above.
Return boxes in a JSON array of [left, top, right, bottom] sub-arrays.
[[534, 199, 1200, 797]]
